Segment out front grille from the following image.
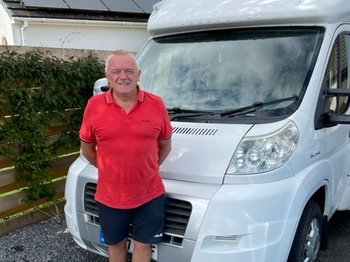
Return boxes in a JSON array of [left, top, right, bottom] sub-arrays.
[[163, 198, 192, 245], [84, 183, 192, 246], [84, 183, 100, 224]]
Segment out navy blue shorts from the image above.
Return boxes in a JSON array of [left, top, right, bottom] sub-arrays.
[[97, 194, 166, 245]]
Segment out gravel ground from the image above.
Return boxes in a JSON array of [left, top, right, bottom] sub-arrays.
[[0, 211, 349, 262], [0, 214, 108, 262]]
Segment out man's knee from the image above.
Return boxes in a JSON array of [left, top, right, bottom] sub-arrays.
[[132, 240, 152, 262], [133, 240, 151, 251], [108, 238, 128, 261]]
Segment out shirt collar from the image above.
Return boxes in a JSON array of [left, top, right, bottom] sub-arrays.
[[105, 85, 144, 104]]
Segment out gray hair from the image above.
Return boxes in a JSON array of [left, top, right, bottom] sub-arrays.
[[105, 49, 139, 73]]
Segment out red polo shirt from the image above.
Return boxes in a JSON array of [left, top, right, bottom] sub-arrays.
[[79, 87, 172, 209]]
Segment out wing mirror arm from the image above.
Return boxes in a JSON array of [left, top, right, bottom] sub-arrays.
[[326, 88, 350, 125], [327, 114, 350, 124]]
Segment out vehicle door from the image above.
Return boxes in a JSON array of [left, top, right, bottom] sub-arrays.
[[315, 27, 350, 212]]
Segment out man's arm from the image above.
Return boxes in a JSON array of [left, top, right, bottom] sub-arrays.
[[80, 140, 97, 167], [158, 137, 172, 165]]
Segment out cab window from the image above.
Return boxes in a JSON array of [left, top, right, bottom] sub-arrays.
[[324, 34, 350, 114]]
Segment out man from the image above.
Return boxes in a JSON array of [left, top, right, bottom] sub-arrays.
[[79, 49, 172, 262]]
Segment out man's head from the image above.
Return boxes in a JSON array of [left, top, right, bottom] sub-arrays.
[[105, 50, 141, 96]]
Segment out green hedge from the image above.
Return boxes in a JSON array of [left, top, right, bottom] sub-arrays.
[[0, 51, 104, 202]]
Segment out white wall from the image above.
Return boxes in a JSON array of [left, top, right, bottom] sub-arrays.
[[8, 18, 150, 52], [0, 4, 13, 45]]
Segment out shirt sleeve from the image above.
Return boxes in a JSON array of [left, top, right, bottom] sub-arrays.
[[79, 99, 96, 143], [158, 98, 173, 140]]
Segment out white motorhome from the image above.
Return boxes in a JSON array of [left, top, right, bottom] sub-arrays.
[[64, 0, 350, 261]]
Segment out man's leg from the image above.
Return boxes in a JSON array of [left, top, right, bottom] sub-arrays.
[[108, 238, 128, 262], [97, 202, 132, 262], [131, 194, 166, 262], [132, 240, 152, 262]]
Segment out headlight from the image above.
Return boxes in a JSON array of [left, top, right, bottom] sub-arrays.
[[226, 121, 299, 175]]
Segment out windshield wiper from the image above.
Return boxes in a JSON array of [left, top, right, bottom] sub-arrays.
[[167, 107, 208, 114], [167, 107, 217, 120], [167, 95, 298, 120], [220, 95, 298, 117]]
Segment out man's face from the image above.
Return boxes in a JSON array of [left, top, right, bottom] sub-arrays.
[[106, 54, 141, 95]]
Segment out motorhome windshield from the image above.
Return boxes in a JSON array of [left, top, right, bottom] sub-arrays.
[[138, 27, 323, 122]]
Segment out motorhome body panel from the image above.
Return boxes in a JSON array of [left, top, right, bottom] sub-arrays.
[[191, 178, 306, 262], [162, 122, 252, 183], [149, 0, 350, 35]]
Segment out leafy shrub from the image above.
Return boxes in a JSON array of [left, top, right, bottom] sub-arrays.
[[0, 51, 104, 202]]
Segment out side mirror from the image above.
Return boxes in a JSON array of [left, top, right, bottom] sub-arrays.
[[326, 89, 350, 124], [317, 88, 350, 128], [93, 78, 109, 96]]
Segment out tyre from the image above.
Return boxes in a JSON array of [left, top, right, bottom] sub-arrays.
[[287, 200, 322, 262]]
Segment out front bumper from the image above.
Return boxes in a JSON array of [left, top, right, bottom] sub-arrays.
[[64, 157, 303, 262], [191, 178, 303, 262]]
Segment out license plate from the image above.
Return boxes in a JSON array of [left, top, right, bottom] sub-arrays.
[[127, 239, 158, 261], [100, 229, 157, 260]]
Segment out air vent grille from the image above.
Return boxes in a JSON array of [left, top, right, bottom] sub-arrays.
[[173, 126, 218, 136]]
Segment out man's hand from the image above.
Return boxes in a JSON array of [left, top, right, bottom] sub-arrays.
[[158, 137, 172, 165], [80, 140, 97, 167]]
